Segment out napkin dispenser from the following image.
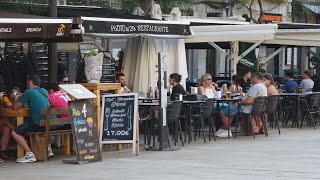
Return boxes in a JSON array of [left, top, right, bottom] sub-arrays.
[[190, 87, 198, 94], [214, 91, 221, 98]]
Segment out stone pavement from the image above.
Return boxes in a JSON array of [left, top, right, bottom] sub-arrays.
[[1, 128, 320, 180]]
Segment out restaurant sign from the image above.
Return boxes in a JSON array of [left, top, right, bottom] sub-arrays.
[[67, 99, 102, 164], [83, 20, 191, 36], [262, 14, 282, 22], [100, 93, 139, 156], [0, 23, 72, 40]]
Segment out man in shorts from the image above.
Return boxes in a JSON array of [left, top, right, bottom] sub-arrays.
[[12, 75, 50, 163], [216, 72, 267, 138]]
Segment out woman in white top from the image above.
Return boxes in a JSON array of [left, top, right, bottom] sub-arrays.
[[198, 73, 228, 112], [198, 73, 216, 98], [300, 70, 314, 93]]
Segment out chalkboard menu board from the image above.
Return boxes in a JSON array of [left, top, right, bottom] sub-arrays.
[[100, 93, 138, 155], [69, 99, 102, 163]]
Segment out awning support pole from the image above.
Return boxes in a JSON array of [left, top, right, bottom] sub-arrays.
[[48, 0, 58, 82], [208, 42, 229, 58], [260, 46, 286, 64], [230, 41, 239, 77], [235, 40, 263, 62], [303, 47, 320, 60]]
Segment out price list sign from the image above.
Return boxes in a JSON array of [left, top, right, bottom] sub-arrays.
[[69, 99, 102, 163], [100, 93, 138, 155]]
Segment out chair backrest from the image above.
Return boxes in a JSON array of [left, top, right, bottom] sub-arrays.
[[282, 95, 296, 107], [251, 96, 266, 115], [40, 106, 71, 137], [202, 98, 215, 119], [167, 101, 183, 122], [265, 95, 279, 114], [197, 95, 208, 101], [310, 94, 320, 110]]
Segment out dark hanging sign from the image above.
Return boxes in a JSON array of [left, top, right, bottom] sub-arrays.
[[0, 23, 73, 40], [100, 93, 139, 155], [67, 99, 102, 164], [83, 20, 191, 36]]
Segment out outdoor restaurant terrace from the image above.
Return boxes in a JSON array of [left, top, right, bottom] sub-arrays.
[[1, 13, 320, 165]]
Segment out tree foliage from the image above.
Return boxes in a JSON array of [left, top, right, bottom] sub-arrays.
[[121, 0, 193, 15]]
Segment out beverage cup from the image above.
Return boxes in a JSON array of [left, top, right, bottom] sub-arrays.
[[191, 87, 198, 94], [226, 91, 232, 99]]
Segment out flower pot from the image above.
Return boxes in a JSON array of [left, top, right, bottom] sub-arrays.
[[84, 52, 103, 83]]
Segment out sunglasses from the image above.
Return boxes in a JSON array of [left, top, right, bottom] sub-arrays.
[[206, 78, 212, 81], [62, 81, 70, 83]]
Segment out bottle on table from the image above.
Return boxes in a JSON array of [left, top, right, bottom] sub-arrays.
[[297, 86, 302, 93], [147, 87, 152, 98], [155, 87, 159, 99], [149, 87, 155, 98]]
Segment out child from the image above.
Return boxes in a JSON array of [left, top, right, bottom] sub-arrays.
[[3, 87, 21, 108]]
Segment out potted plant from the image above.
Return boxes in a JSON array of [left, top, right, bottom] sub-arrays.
[[84, 49, 103, 83]]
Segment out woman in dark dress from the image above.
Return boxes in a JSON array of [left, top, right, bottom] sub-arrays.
[[169, 73, 186, 101]]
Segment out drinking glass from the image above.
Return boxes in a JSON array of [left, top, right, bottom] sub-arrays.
[[226, 91, 232, 99]]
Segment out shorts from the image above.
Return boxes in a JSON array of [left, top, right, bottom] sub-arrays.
[[222, 105, 243, 117], [213, 103, 228, 111], [14, 118, 44, 136], [14, 118, 71, 136]]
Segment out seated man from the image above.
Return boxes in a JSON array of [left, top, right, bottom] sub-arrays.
[[284, 71, 298, 93], [12, 75, 52, 163], [116, 73, 131, 94], [239, 69, 252, 93], [216, 72, 267, 138]]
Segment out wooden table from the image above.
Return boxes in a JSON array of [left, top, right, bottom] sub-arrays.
[[81, 83, 121, 136], [0, 108, 30, 158]]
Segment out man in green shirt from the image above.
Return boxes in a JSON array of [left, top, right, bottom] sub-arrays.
[[12, 75, 50, 163]]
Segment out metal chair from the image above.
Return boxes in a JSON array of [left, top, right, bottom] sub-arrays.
[[280, 95, 298, 127], [264, 95, 280, 135], [192, 99, 216, 143], [299, 94, 320, 129], [236, 96, 266, 139], [167, 101, 183, 147]]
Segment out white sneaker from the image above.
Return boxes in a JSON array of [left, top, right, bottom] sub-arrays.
[[216, 130, 229, 138], [0, 158, 3, 163], [16, 152, 36, 163], [228, 130, 232, 137], [48, 144, 54, 157], [214, 129, 224, 136]]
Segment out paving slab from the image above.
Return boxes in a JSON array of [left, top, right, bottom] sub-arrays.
[[1, 128, 320, 180]]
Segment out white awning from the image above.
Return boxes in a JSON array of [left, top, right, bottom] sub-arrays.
[[262, 29, 320, 47], [185, 24, 278, 43]]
